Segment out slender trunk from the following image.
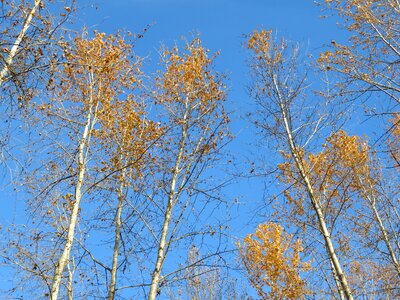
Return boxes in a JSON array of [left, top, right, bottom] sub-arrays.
[[67, 260, 73, 300], [0, 0, 41, 86], [358, 176, 400, 277], [148, 192, 174, 300], [369, 196, 400, 276], [50, 81, 96, 299], [330, 258, 345, 300], [273, 76, 353, 299], [108, 169, 126, 300], [148, 113, 188, 300], [372, 202, 400, 275]]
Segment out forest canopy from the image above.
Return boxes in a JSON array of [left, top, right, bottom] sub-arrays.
[[0, 1, 399, 299]]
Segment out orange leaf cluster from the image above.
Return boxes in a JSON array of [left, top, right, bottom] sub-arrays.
[[279, 131, 373, 216], [154, 35, 229, 161], [238, 223, 310, 300], [159, 37, 224, 115], [247, 29, 272, 54], [60, 33, 138, 107], [319, 0, 399, 94], [247, 29, 284, 64], [309, 130, 371, 194], [43, 33, 162, 185], [97, 97, 161, 178]]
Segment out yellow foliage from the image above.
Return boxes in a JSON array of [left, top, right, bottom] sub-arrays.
[[154, 34, 229, 156], [308, 130, 371, 194], [61, 33, 139, 106], [247, 29, 285, 65], [319, 0, 399, 86], [279, 130, 373, 215], [238, 223, 310, 300], [159, 36, 224, 114], [247, 29, 272, 54]]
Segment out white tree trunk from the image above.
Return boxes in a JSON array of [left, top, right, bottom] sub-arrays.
[[330, 258, 346, 300], [148, 115, 188, 300], [362, 183, 400, 277], [108, 169, 126, 300], [0, 0, 41, 86], [273, 76, 354, 299], [371, 200, 400, 276], [67, 260, 74, 300], [50, 78, 96, 299]]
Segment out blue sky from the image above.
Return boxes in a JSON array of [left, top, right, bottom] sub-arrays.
[[1, 1, 351, 298], [75, 0, 344, 230], [78, 0, 346, 295]]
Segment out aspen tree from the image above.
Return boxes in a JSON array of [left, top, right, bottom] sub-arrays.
[[0, 0, 41, 87], [24, 32, 145, 299], [0, 0, 74, 101], [147, 36, 229, 300], [318, 0, 400, 108], [247, 30, 354, 299], [96, 83, 160, 300]]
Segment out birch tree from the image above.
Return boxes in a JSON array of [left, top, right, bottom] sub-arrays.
[[281, 129, 400, 296], [316, 0, 400, 292], [95, 81, 160, 300], [4, 32, 147, 299], [318, 0, 400, 110], [0, 0, 42, 87], [0, 0, 74, 173], [47, 32, 152, 299], [0, 0, 74, 103], [247, 29, 354, 299], [147, 36, 229, 300]]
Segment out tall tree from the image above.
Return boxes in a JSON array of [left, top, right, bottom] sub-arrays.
[[247, 29, 354, 299], [0, 0, 41, 87], [0, 0, 74, 172], [0, 0, 74, 103], [6, 32, 148, 299], [318, 0, 400, 110], [96, 81, 160, 300], [316, 0, 400, 293], [48, 32, 152, 299], [147, 36, 229, 300]]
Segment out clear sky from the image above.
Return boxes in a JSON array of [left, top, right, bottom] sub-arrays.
[[83, 2, 346, 298], [74, 0, 344, 236], [1, 1, 350, 298]]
